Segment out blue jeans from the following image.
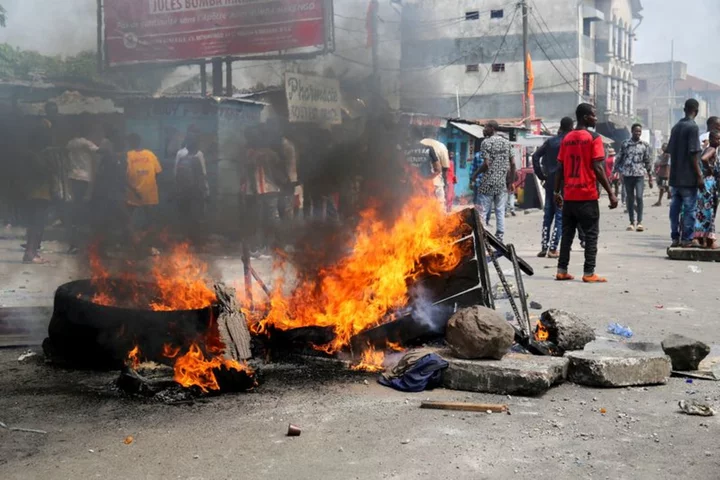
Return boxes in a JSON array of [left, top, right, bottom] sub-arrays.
[[542, 187, 562, 251], [478, 191, 508, 240], [670, 187, 699, 242]]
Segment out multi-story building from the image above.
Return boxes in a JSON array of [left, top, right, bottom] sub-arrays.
[[635, 61, 716, 143], [399, 0, 643, 139]]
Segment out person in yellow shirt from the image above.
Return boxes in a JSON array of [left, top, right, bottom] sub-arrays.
[[126, 133, 162, 254]]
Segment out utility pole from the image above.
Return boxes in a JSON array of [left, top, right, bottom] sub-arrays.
[[521, 0, 530, 129], [96, 0, 103, 74], [212, 57, 223, 96], [370, 0, 380, 104]]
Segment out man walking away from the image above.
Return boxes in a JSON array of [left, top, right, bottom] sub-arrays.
[[614, 124, 652, 231], [554, 103, 618, 283], [174, 135, 209, 245], [476, 121, 515, 241], [532, 116, 573, 258], [126, 133, 162, 254], [65, 132, 99, 254], [667, 99, 704, 248], [91, 129, 128, 255], [652, 143, 670, 207], [420, 137, 450, 209]]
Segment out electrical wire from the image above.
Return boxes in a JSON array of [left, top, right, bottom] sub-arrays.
[[529, 24, 582, 97], [528, 3, 578, 81]]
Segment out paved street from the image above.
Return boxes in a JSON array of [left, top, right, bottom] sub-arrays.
[[1, 196, 719, 480]]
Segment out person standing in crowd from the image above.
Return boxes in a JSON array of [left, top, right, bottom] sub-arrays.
[[667, 99, 703, 248], [694, 130, 720, 248], [420, 137, 450, 209], [174, 135, 209, 244], [91, 128, 128, 255], [470, 149, 486, 221], [64, 131, 99, 254], [125, 133, 162, 254], [446, 151, 457, 213], [473, 121, 515, 241], [614, 124, 652, 232], [532, 116, 574, 258], [22, 117, 54, 264], [554, 103, 618, 283], [652, 143, 670, 207]]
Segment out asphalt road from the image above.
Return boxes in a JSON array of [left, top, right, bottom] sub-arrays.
[[1, 196, 719, 479]]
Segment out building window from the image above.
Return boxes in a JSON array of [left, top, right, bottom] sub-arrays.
[[583, 73, 592, 97], [638, 79, 647, 92], [492, 63, 506, 72], [583, 18, 592, 37], [466, 64, 479, 73], [465, 11, 479, 20], [490, 9, 504, 19]]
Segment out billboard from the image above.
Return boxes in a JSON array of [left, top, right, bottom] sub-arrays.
[[103, 0, 333, 67], [285, 72, 342, 125]]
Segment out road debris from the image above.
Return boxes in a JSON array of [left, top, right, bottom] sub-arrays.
[[0, 420, 47, 434], [420, 400, 508, 413], [287, 424, 302, 436], [678, 400, 715, 416]]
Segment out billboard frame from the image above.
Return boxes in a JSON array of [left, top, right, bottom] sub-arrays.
[[97, 0, 335, 71]]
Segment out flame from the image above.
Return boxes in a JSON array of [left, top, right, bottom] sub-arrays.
[[249, 194, 467, 353], [88, 242, 216, 311], [162, 343, 181, 359], [169, 342, 254, 393], [535, 321, 550, 342], [127, 345, 141, 369], [351, 346, 386, 372]]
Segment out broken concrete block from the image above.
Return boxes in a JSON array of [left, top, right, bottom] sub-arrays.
[[540, 309, 596, 352], [661, 334, 711, 371], [440, 352, 568, 396], [566, 350, 671, 387], [445, 306, 514, 360]]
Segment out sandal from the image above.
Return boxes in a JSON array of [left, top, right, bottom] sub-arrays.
[[555, 273, 575, 281], [22, 255, 50, 265], [582, 274, 608, 283]]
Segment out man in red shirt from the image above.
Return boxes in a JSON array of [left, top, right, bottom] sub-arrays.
[[554, 103, 619, 283]]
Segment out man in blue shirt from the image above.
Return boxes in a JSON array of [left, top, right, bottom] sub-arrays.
[[532, 117, 574, 257]]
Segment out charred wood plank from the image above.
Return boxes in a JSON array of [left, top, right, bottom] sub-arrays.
[[214, 283, 252, 361]]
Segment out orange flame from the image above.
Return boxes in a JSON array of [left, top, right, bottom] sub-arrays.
[[170, 342, 254, 393], [89, 242, 216, 311], [127, 345, 141, 369], [248, 194, 467, 353], [350, 346, 386, 372], [535, 321, 550, 342]]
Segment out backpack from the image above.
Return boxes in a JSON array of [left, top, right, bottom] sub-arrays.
[[176, 152, 202, 195]]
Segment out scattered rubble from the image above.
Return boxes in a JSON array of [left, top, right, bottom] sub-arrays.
[[661, 334, 711, 371], [678, 400, 715, 417], [445, 306, 514, 360], [540, 309, 596, 352], [566, 350, 671, 387], [441, 352, 568, 396]]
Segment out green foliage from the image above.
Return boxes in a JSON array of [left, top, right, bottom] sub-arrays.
[[0, 45, 169, 92], [0, 4, 6, 28]]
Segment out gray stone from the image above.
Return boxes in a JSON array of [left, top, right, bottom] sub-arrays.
[[445, 306, 514, 360], [540, 309, 596, 352], [529, 300, 543, 310], [566, 350, 671, 387], [661, 334, 711, 371], [440, 352, 569, 396], [491, 281, 527, 300]]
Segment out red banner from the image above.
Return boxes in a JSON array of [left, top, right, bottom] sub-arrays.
[[104, 0, 328, 66]]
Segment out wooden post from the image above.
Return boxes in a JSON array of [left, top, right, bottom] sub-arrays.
[[200, 63, 207, 96], [225, 58, 233, 96], [212, 57, 223, 96]]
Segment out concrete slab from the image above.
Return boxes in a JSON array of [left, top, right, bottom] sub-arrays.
[[566, 350, 671, 387], [439, 351, 569, 397], [667, 247, 720, 262]]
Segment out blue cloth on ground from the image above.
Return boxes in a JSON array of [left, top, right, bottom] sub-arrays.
[[378, 353, 448, 392]]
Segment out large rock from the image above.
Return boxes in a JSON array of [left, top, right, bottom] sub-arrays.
[[661, 334, 711, 371], [441, 352, 568, 396], [566, 350, 671, 387], [445, 306, 514, 360], [540, 309, 596, 352]]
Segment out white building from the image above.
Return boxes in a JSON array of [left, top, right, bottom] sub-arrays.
[[399, 0, 643, 139]]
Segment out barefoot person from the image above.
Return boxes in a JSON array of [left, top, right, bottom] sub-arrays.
[[554, 103, 618, 283], [694, 131, 720, 248]]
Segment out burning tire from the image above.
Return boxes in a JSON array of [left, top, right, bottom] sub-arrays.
[[44, 279, 216, 369]]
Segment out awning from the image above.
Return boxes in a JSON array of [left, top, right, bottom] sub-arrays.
[[450, 121, 484, 139]]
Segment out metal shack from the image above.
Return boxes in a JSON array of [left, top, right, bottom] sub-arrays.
[[121, 96, 265, 226]]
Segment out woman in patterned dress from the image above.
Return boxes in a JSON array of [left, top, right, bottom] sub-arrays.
[[694, 131, 720, 248]]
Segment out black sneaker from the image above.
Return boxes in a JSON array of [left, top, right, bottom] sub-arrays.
[[537, 250, 548, 258]]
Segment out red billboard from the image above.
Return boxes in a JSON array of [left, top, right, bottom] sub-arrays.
[[103, 0, 331, 67]]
